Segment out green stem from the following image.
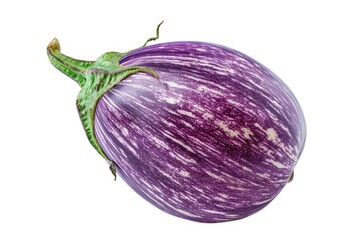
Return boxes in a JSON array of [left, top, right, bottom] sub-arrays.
[[47, 38, 94, 87]]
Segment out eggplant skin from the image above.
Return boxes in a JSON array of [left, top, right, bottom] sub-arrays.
[[93, 41, 306, 223]]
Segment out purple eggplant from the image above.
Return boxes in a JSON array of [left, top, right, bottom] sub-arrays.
[[47, 22, 306, 222]]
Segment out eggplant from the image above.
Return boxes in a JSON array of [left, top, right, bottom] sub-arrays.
[[47, 22, 306, 223]]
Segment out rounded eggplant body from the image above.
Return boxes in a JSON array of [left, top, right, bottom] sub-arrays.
[[93, 42, 306, 222]]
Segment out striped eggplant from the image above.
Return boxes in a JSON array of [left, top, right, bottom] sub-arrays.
[[47, 22, 306, 223]]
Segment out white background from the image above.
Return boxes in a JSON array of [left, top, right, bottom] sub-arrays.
[[1, 0, 359, 239]]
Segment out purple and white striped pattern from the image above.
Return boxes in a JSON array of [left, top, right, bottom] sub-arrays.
[[94, 42, 306, 222]]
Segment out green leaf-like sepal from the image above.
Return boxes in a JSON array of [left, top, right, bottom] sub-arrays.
[[76, 67, 158, 179]]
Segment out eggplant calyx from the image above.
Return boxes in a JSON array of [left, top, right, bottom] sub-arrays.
[[123, 20, 164, 57], [142, 20, 164, 47], [47, 22, 162, 180], [76, 66, 158, 180]]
